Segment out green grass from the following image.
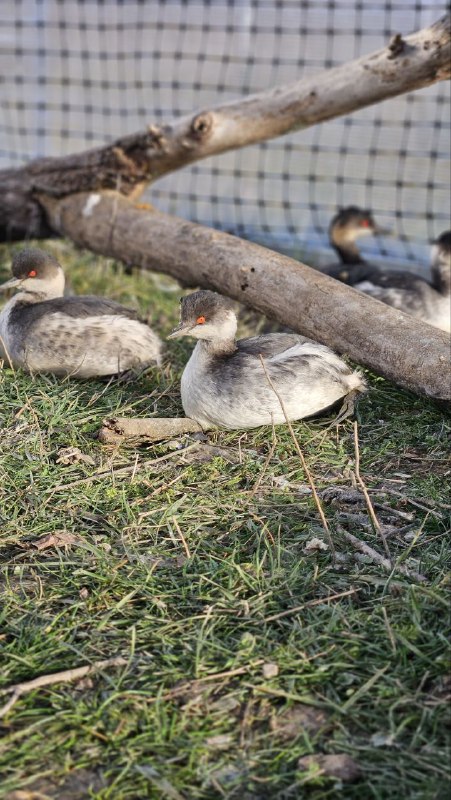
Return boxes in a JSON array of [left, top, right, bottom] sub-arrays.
[[0, 240, 450, 800]]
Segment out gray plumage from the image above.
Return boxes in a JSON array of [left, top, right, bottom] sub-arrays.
[[0, 248, 162, 377], [320, 214, 451, 332], [353, 231, 451, 332], [169, 290, 366, 430]]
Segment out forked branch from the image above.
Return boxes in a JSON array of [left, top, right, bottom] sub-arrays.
[[1, 13, 449, 239]]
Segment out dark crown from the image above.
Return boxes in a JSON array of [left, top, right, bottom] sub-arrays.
[[12, 248, 61, 279], [180, 290, 234, 322]]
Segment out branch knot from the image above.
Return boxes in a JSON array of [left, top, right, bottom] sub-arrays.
[[387, 33, 406, 59], [191, 112, 213, 139]]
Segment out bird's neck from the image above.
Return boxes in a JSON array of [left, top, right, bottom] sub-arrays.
[[195, 338, 237, 358], [431, 258, 451, 297], [332, 242, 365, 265]]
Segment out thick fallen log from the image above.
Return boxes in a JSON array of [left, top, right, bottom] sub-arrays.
[[42, 192, 450, 404], [1, 14, 450, 240]]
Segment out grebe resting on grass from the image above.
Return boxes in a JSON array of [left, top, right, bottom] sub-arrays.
[[0, 248, 162, 377], [168, 290, 366, 430]]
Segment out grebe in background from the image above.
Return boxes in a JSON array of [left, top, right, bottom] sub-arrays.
[[321, 206, 391, 283], [349, 231, 451, 332]]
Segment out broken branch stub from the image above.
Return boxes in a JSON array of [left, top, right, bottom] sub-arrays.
[[0, 13, 449, 240], [42, 192, 451, 405], [98, 416, 204, 445]]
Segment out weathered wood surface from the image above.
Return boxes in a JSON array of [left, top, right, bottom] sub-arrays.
[[1, 14, 450, 240], [98, 416, 204, 444], [42, 191, 451, 404]]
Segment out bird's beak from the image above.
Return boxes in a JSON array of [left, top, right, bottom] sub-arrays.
[[0, 276, 21, 293], [373, 225, 392, 237], [167, 322, 192, 339]]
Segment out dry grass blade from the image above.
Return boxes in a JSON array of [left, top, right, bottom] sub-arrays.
[[258, 355, 335, 558], [353, 420, 392, 560], [172, 516, 191, 559]]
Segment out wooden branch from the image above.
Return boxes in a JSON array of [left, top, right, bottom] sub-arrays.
[[98, 416, 204, 444], [42, 192, 451, 404], [1, 14, 449, 240]]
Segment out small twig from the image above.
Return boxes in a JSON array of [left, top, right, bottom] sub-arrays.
[[353, 421, 392, 560], [46, 441, 201, 493], [336, 524, 426, 583], [374, 503, 415, 522], [0, 656, 127, 718], [258, 355, 335, 559], [264, 588, 360, 623], [379, 488, 446, 516], [172, 516, 191, 559]]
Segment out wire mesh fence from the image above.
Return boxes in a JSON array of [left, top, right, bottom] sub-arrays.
[[1, 0, 449, 271]]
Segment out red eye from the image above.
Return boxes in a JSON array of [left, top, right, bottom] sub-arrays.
[[28, 270, 37, 278], [360, 219, 370, 228], [196, 315, 206, 325]]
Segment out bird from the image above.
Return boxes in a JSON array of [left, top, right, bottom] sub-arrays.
[[168, 290, 366, 430], [348, 230, 451, 332], [320, 205, 391, 283], [0, 248, 162, 377]]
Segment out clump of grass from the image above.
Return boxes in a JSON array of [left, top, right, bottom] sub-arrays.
[[0, 241, 450, 799]]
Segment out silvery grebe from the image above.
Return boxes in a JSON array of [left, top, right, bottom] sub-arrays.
[[0, 248, 162, 377], [351, 231, 451, 333], [321, 206, 390, 283], [168, 290, 366, 430]]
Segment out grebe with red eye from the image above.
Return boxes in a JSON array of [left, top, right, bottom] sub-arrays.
[[0, 248, 162, 377], [320, 206, 391, 283], [168, 290, 366, 430]]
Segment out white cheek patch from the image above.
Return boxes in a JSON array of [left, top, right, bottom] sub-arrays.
[[220, 311, 238, 340], [82, 194, 101, 217]]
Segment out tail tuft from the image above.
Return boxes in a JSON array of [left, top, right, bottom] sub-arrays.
[[346, 370, 367, 395]]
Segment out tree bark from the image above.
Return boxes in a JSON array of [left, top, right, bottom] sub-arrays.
[[1, 14, 449, 240], [98, 416, 204, 444], [41, 191, 451, 404]]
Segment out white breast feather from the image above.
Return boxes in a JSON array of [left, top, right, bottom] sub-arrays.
[[181, 340, 364, 429]]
